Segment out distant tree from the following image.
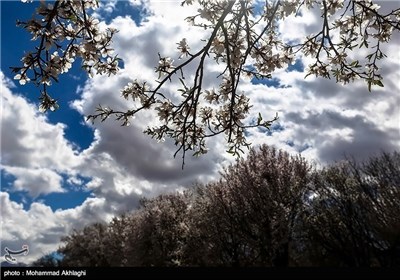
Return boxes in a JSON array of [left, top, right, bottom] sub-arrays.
[[303, 152, 400, 266], [102, 214, 131, 266], [181, 145, 311, 266], [49, 147, 399, 267], [58, 216, 133, 267], [59, 222, 110, 266], [11, 0, 400, 164], [123, 193, 192, 266]]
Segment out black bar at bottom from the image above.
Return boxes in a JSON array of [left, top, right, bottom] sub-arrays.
[[1, 267, 399, 279]]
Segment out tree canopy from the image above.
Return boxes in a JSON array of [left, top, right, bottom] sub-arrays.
[[33, 146, 400, 267], [11, 0, 400, 165]]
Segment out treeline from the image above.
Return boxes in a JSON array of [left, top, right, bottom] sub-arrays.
[[33, 145, 400, 267]]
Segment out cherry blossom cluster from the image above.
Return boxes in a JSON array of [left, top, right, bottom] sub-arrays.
[[13, 0, 400, 165], [294, 0, 400, 89], [88, 0, 399, 166], [12, 0, 119, 112]]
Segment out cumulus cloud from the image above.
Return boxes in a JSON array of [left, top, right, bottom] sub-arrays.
[[99, 0, 118, 14], [1, 1, 399, 265], [241, 2, 400, 164], [1, 72, 82, 196], [2, 167, 64, 197], [0, 66, 224, 263], [0, 3, 227, 261], [72, 2, 228, 186], [0, 192, 111, 263]]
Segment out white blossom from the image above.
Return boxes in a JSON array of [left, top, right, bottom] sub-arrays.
[[12, 0, 400, 164], [177, 38, 190, 58]]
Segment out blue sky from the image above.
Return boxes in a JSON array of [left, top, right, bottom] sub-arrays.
[[1, 1, 94, 211], [1, 1, 93, 143], [1, 1, 148, 212], [1, 0, 399, 264]]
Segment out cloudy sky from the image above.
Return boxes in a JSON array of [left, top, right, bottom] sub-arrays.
[[1, 0, 399, 264]]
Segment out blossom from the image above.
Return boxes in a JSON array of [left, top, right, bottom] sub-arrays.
[[156, 101, 173, 122], [198, 8, 213, 21], [280, 0, 299, 17], [211, 37, 225, 55], [12, 0, 399, 164], [177, 38, 190, 57], [156, 57, 174, 77], [121, 80, 148, 102], [13, 73, 30, 85], [11, 0, 118, 112]]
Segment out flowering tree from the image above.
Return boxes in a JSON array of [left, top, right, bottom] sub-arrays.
[[35, 147, 399, 266], [182, 145, 311, 266], [11, 0, 400, 165], [302, 152, 400, 266]]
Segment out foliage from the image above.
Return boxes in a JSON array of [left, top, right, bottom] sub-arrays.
[[303, 152, 400, 266], [181, 146, 311, 266], [58, 223, 111, 266], [33, 146, 400, 267], [11, 0, 400, 164]]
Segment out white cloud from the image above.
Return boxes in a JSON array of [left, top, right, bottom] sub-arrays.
[[71, 3, 227, 187], [0, 4, 227, 260], [99, 0, 118, 14], [1, 72, 83, 196], [2, 167, 64, 197], [0, 192, 111, 263], [240, 1, 400, 164], [1, 78, 80, 171], [1, 0, 399, 265]]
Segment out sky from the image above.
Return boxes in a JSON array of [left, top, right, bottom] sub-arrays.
[[1, 0, 399, 264]]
